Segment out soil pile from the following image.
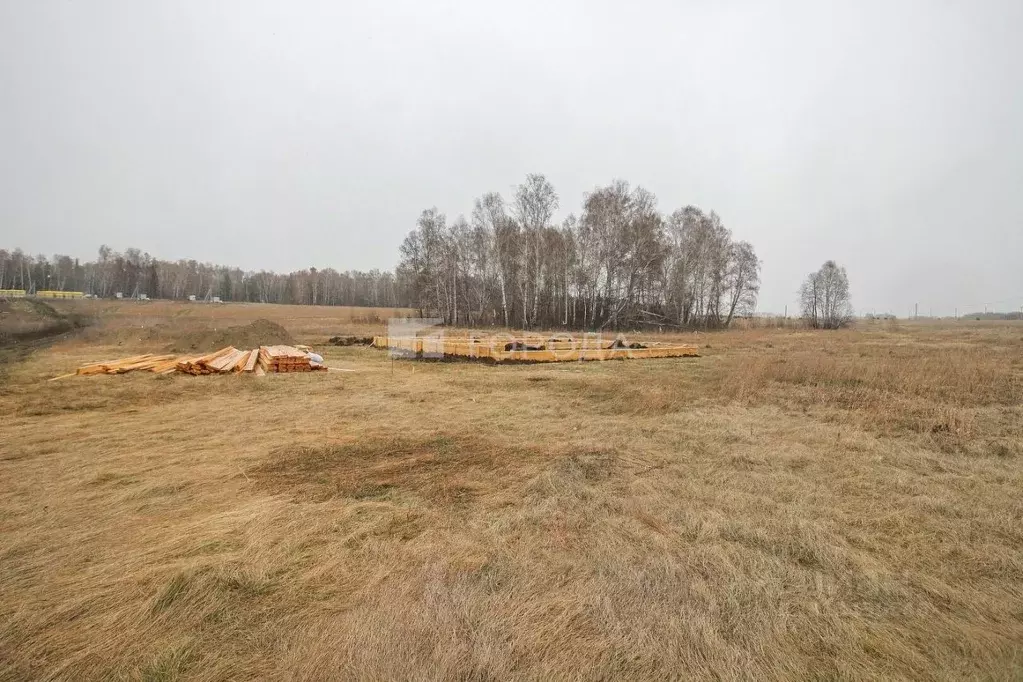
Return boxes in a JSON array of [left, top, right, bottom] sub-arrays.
[[0, 299, 79, 346], [328, 335, 374, 346], [165, 319, 296, 353]]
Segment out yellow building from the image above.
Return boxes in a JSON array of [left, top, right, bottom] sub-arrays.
[[0, 289, 27, 298], [36, 290, 85, 299]]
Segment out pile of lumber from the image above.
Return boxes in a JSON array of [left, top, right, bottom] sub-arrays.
[[175, 347, 261, 375], [258, 345, 318, 372], [73, 354, 182, 376], [56, 345, 326, 379]]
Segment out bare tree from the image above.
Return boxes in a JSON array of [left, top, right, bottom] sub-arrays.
[[513, 173, 558, 327], [800, 260, 852, 329], [472, 192, 511, 327], [724, 241, 761, 327], [0, 249, 9, 289]]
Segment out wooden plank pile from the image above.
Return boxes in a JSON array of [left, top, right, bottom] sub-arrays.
[[175, 347, 258, 375], [74, 354, 182, 376], [258, 345, 316, 372], [58, 345, 326, 379]]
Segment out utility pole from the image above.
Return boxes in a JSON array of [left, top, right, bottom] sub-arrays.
[[915, 303, 918, 319]]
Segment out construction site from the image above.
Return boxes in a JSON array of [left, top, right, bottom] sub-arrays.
[[43, 317, 701, 379], [1, 299, 1022, 680], [371, 334, 700, 363]]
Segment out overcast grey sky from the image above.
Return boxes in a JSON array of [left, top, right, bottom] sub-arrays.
[[1, 0, 1020, 314]]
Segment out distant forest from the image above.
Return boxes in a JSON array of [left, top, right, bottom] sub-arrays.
[[0, 246, 404, 309], [1, 174, 763, 330]]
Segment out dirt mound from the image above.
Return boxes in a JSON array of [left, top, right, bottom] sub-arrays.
[[608, 338, 647, 349], [165, 319, 296, 353], [0, 299, 81, 347], [328, 335, 374, 346]]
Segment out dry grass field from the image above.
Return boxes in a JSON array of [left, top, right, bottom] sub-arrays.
[[1, 301, 1022, 680]]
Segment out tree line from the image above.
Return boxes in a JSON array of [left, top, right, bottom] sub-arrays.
[[399, 174, 761, 329], [2, 172, 775, 330], [0, 246, 404, 308]]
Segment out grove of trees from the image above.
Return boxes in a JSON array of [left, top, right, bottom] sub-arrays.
[[399, 174, 761, 329], [800, 260, 853, 329]]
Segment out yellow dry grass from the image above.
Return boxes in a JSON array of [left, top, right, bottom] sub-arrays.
[[1, 306, 1022, 680]]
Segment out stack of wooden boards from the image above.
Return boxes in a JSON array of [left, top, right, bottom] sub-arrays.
[[73, 354, 182, 376], [176, 347, 263, 376], [58, 345, 326, 379], [258, 345, 317, 372]]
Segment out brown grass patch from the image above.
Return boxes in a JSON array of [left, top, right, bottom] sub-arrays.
[[253, 433, 543, 506]]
